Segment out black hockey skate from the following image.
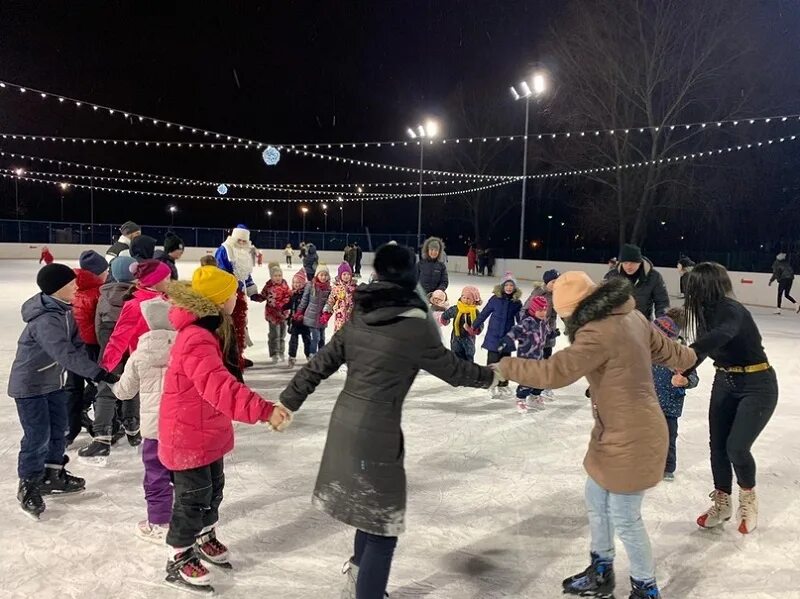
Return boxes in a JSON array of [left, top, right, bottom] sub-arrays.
[[563, 552, 615, 598], [195, 529, 232, 570], [41, 456, 85, 495], [17, 478, 45, 520], [165, 548, 214, 595], [78, 438, 111, 458], [629, 578, 660, 599], [126, 429, 142, 447]]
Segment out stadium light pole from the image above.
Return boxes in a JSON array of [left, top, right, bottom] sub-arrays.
[[301, 206, 309, 237], [407, 119, 439, 248], [168, 204, 177, 227], [13, 167, 24, 219]]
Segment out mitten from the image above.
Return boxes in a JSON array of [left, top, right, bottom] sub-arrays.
[[463, 324, 476, 337], [293, 311, 305, 323], [319, 312, 332, 326]]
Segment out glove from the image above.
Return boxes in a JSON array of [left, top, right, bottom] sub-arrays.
[[250, 293, 266, 303], [463, 324, 476, 337], [319, 312, 332, 326], [95, 370, 119, 384], [293, 311, 305, 323]]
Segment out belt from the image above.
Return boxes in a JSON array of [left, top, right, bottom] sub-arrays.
[[715, 362, 770, 374]]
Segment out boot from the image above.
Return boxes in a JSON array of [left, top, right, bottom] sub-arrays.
[[78, 438, 111, 458], [195, 527, 230, 566], [17, 478, 46, 520], [165, 547, 213, 592], [562, 552, 615, 596], [41, 456, 85, 495], [737, 487, 758, 534], [697, 490, 732, 529], [629, 577, 661, 598], [340, 559, 358, 599], [125, 429, 142, 447], [287, 357, 296, 368]]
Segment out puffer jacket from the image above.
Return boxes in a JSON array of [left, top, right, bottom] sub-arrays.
[[299, 279, 331, 329], [326, 278, 356, 332], [522, 285, 558, 348], [158, 283, 275, 471], [417, 237, 449, 294], [100, 287, 165, 372], [653, 362, 699, 419], [604, 258, 669, 320], [261, 279, 292, 325], [280, 281, 494, 536], [112, 298, 175, 439], [8, 294, 102, 398], [770, 255, 794, 283], [499, 278, 697, 493], [72, 269, 105, 346], [473, 285, 523, 351], [95, 281, 133, 351], [303, 244, 319, 280], [500, 315, 551, 359]]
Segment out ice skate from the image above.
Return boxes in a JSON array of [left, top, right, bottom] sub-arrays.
[[243, 358, 254, 369], [629, 577, 660, 599], [41, 456, 85, 495], [562, 552, 615, 597], [195, 528, 232, 569], [773, 308, 782, 315], [165, 548, 214, 594], [489, 387, 501, 400], [516, 399, 528, 413], [271, 355, 279, 365], [17, 478, 45, 520], [696, 490, 732, 529], [136, 520, 169, 544], [126, 429, 142, 447], [341, 559, 357, 599], [287, 357, 296, 368], [525, 395, 546, 410], [541, 389, 555, 401], [736, 487, 758, 534], [662, 472, 675, 482], [499, 386, 513, 397], [277, 355, 286, 363]]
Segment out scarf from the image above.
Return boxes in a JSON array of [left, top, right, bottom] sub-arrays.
[[453, 300, 478, 337]]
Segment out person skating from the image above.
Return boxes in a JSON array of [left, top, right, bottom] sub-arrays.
[[417, 237, 449, 294], [677, 257, 695, 299], [522, 268, 561, 399], [440, 286, 482, 362], [326, 262, 357, 333], [112, 297, 176, 544], [303, 242, 319, 280], [259, 263, 292, 363], [131, 235, 157, 261], [494, 272, 696, 599], [106, 221, 141, 261], [39, 246, 54, 265], [296, 264, 332, 356], [159, 266, 290, 592], [768, 251, 795, 314], [285, 269, 311, 368], [686, 262, 778, 534], [154, 233, 184, 280], [8, 263, 118, 520], [284, 243, 294, 267], [605, 243, 669, 320], [467, 244, 477, 276], [279, 243, 498, 599], [353, 242, 363, 278]]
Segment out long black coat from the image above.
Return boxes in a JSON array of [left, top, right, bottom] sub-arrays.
[[302, 244, 319, 280], [280, 282, 493, 536], [604, 257, 669, 320]]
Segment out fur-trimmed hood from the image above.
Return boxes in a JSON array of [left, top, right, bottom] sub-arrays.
[[565, 277, 635, 342], [492, 284, 523, 300], [421, 237, 445, 262], [167, 281, 222, 330]]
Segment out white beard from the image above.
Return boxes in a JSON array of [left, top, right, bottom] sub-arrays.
[[223, 238, 254, 282]]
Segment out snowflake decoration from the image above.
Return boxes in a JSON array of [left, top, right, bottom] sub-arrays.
[[262, 145, 281, 166], [217, 184, 228, 195]]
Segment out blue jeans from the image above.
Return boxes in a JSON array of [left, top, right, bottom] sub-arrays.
[[15, 390, 68, 480], [354, 529, 398, 599], [584, 476, 655, 583], [309, 327, 326, 356]]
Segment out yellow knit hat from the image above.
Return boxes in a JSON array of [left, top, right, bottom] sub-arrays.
[[553, 271, 597, 317], [191, 266, 238, 305]]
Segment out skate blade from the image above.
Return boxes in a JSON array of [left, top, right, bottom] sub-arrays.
[[19, 505, 43, 521], [79, 456, 108, 467], [164, 579, 215, 595], [42, 487, 86, 497], [200, 558, 233, 571], [567, 592, 615, 599]]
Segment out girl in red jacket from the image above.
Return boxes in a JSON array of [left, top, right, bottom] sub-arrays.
[[159, 266, 290, 593], [39, 246, 54, 265]]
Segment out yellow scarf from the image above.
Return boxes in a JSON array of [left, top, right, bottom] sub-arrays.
[[453, 300, 478, 336]]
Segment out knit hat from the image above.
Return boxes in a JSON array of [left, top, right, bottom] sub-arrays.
[[78, 250, 109, 276], [163, 233, 184, 254], [231, 224, 250, 243], [268, 262, 283, 277], [373, 243, 417, 289], [315, 263, 330, 277], [653, 315, 680, 339], [292, 268, 308, 288], [543, 269, 560, 285], [37, 263, 76, 295], [619, 243, 643, 263], [133, 259, 171, 288], [501, 271, 517, 288], [192, 266, 238, 305], [111, 256, 136, 282], [553, 271, 597, 317], [529, 295, 549, 315], [120, 221, 140, 236], [338, 261, 353, 278], [461, 286, 482, 304], [130, 235, 156, 260]]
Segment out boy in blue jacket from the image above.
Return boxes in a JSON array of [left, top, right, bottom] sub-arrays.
[[8, 264, 117, 519], [652, 309, 699, 481]]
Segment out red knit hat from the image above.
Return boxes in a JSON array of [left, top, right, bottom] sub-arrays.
[[133, 259, 171, 287], [528, 295, 549, 316], [292, 268, 308, 288]]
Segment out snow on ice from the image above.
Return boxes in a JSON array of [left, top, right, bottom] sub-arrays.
[[0, 259, 798, 599]]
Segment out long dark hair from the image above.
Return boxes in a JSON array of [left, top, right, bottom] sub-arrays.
[[684, 262, 734, 341]]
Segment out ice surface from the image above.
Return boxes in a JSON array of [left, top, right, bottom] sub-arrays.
[[0, 259, 798, 599]]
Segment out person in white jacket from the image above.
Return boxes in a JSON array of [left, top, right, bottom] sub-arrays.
[[113, 297, 176, 543]]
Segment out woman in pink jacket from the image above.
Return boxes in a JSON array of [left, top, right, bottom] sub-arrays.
[[158, 265, 290, 594]]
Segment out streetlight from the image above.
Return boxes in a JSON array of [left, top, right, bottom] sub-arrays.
[[338, 196, 344, 230], [266, 209, 273, 229], [407, 119, 439, 248], [59, 182, 69, 222], [301, 206, 309, 236], [169, 205, 177, 227], [510, 70, 548, 259], [13, 168, 24, 219], [321, 203, 328, 232]]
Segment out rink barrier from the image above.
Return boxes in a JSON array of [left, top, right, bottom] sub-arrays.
[[0, 243, 781, 309]]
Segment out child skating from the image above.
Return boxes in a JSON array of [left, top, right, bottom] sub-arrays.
[[260, 263, 292, 363], [327, 262, 357, 333], [286, 269, 311, 368], [296, 263, 331, 356], [440, 286, 481, 362]]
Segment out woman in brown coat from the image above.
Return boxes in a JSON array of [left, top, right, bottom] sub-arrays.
[[495, 272, 696, 599]]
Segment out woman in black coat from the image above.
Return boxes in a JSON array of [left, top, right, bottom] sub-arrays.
[[302, 243, 319, 280], [280, 244, 496, 599]]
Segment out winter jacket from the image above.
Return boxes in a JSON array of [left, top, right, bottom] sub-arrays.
[[158, 283, 275, 471], [417, 237, 449, 294], [39, 248, 54, 265], [440, 303, 478, 346], [653, 362, 699, 419], [261, 279, 292, 325], [95, 282, 133, 351], [326, 279, 356, 332], [286, 290, 309, 335], [280, 282, 494, 536], [467, 248, 477, 270], [472, 286, 523, 352], [106, 235, 133, 260], [112, 298, 176, 439], [303, 244, 319, 280], [499, 278, 696, 493], [770, 257, 794, 283], [72, 269, 105, 346], [154, 249, 179, 280], [299, 280, 331, 329], [100, 287, 164, 372], [500, 315, 551, 359], [604, 257, 669, 320], [522, 285, 558, 348], [8, 294, 102, 398]]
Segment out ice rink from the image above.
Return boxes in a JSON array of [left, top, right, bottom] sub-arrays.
[[0, 259, 798, 599]]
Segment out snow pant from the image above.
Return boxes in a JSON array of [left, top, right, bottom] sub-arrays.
[[516, 385, 543, 399], [450, 336, 475, 362], [353, 529, 398, 599], [167, 458, 225, 548], [309, 326, 326, 356], [665, 417, 679, 474], [232, 291, 248, 368], [585, 476, 655, 584], [268, 321, 287, 357], [64, 370, 97, 444], [709, 369, 778, 494], [93, 380, 140, 439], [289, 325, 312, 359], [142, 438, 173, 526], [286, 256, 292, 267], [487, 349, 512, 387], [15, 390, 68, 480], [776, 278, 796, 308]]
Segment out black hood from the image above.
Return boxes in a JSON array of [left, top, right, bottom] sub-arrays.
[[354, 282, 428, 324]]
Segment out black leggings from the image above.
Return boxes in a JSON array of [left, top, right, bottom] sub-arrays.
[[709, 369, 777, 494], [354, 529, 397, 599], [777, 278, 796, 308]]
